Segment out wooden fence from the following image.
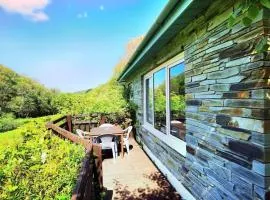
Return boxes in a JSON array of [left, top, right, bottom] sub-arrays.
[[72, 114, 100, 132], [46, 115, 103, 200]]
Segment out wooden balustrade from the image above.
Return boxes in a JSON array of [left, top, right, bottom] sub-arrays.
[[46, 115, 103, 200], [72, 114, 99, 132]]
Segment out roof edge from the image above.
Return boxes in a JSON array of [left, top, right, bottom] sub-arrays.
[[117, 0, 180, 82]]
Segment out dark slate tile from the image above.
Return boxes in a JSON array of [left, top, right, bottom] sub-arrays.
[[228, 139, 263, 161], [222, 91, 251, 99], [186, 145, 196, 155], [230, 80, 269, 91], [216, 114, 232, 126], [216, 149, 251, 169], [186, 82, 200, 88], [186, 99, 202, 106], [219, 40, 254, 60]]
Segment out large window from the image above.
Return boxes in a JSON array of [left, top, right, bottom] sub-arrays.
[[144, 57, 186, 155]]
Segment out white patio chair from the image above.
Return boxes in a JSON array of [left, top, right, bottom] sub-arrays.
[[76, 129, 85, 138], [95, 134, 118, 160], [123, 126, 133, 154], [99, 123, 114, 128], [76, 129, 91, 140]]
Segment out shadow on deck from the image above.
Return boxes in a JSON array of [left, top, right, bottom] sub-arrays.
[[102, 139, 181, 200]]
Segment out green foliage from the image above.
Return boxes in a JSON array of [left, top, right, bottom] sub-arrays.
[[0, 116, 85, 199], [228, 0, 270, 53], [170, 93, 185, 115], [0, 66, 18, 113], [0, 113, 29, 132], [0, 65, 58, 118], [261, 0, 270, 8], [255, 36, 270, 53], [53, 78, 128, 115]]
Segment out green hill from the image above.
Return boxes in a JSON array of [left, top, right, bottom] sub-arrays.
[[0, 65, 57, 118], [0, 36, 143, 125]]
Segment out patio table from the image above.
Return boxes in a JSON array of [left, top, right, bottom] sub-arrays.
[[87, 126, 125, 158]]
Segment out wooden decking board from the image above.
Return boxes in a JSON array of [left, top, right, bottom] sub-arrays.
[[102, 139, 181, 199]]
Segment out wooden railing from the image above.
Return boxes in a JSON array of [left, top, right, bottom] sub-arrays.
[[72, 114, 100, 132], [46, 115, 103, 200], [71, 113, 131, 133]]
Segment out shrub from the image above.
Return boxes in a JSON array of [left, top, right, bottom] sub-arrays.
[[53, 79, 128, 115], [0, 117, 85, 199], [0, 114, 29, 132]]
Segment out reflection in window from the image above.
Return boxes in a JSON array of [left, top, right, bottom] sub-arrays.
[[154, 68, 166, 134], [169, 63, 186, 141], [146, 78, 153, 124]]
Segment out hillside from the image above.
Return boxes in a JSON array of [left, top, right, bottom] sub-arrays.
[[0, 36, 143, 120], [53, 36, 144, 115], [0, 65, 57, 118]]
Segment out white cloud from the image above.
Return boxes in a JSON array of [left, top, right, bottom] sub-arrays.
[[99, 5, 104, 11], [0, 0, 50, 22], [77, 11, 87, 19]]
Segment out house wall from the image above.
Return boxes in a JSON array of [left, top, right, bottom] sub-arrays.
[[128, 1, 270, 199]]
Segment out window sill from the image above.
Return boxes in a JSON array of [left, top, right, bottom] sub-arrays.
[[142, 124, 186, 157]]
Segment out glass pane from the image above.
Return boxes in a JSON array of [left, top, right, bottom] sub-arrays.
[[146, 78, 153, 124], [154, 68, 166, 134], [169, 63, 186, 140]]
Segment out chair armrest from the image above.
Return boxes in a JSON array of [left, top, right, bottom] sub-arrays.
[[83, 135, 92, 140]]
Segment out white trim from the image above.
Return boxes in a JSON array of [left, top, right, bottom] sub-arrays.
[[143, 52, 186, 157], [143, 144, 196, 200], [143, 124, 186, 156], [166, 66, 170, 136], [144, 76, 154, 125]]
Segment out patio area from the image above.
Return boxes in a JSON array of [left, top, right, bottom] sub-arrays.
[[47, 115, 182, 199], [102, 138, 181, 200]]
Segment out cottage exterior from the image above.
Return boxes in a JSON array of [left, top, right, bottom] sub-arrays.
[[118, 1, 270, 199]]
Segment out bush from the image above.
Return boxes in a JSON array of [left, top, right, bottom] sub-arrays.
[[0, 117, 85, 199], [53, 79, 128, 116], [0, 65, 57, 118], [0, 114, 29, 132]]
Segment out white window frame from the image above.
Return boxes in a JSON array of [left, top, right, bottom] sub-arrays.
[[143, 53, 186, 157]]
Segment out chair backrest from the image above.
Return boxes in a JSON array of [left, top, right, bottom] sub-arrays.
[[99, 123, 114, 128], [96, 134, 115, 143], [76, 129, 85, 138], [124, 126, 133, 140]]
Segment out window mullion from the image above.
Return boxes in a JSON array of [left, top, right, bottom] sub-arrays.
[[166, 66, 170, 136], [143, 77, 146, 125], [151, 76, 154, 126]]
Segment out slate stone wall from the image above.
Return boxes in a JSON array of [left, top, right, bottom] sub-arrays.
[[128, 1, 270, 199]]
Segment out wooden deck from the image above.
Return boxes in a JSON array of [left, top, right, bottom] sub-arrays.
[[102, 138, 181, 200]]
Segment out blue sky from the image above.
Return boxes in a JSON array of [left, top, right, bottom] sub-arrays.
[[0, 0, 167, 92]]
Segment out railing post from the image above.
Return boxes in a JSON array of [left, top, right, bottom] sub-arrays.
[[100, 115, 106, 125], [93, 144, 103, 189], [66, 115, 72, 132]]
